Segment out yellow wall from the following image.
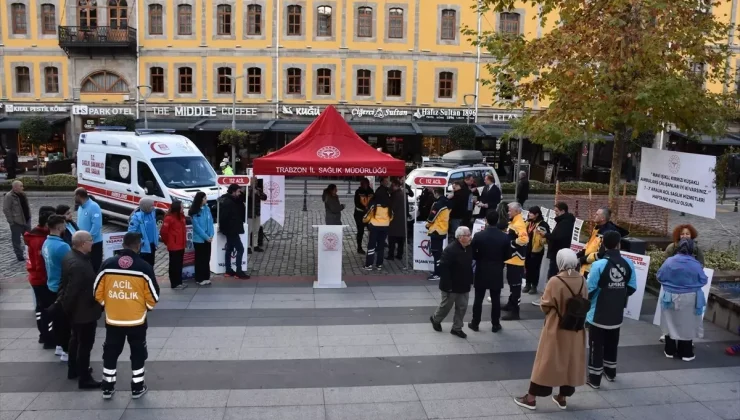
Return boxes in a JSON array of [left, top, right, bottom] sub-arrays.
[[3, 57, 69, 101]]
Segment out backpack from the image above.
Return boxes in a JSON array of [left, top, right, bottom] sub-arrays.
[[554, 276, 590, 331]]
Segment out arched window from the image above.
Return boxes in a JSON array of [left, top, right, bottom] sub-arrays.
[[16, 67, 30, 93], [287, 68, 302, 94], [178, 67, 193, 93], [177, 5, 192, 35], [41, 4, 56, 34], [440, 9, 456, 40], [317, 6, 332, 37], [150, 67, 164, 93], [287, 5, 302, 35], [217, 67, 232, 93], [387, 70, 401, 97], [11, 3, 27, 34], [217, 5, 232, 35], [148, 4, 163, 35], [247, 67, 262, 94], [247, 4, 262, 35], [499, 12, 520, 35], [80, 70, 129, 93], [77, 0, 98, 28], [438, 71, 453, 98], [356, 69, 371, 96], [317, 68, 331, 95], [108, 0, 128, 30], [357, 7, 372, 38], [388, 8, 403, 39], [45, 67, 59, 93]]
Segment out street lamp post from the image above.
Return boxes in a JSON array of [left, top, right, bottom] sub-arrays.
[[463, 94, 477, 125], [227, 74, 246, 169], [136, 85, 152, 129]]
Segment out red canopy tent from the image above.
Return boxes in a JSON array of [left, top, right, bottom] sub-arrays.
[[252, 106, 406, 177]]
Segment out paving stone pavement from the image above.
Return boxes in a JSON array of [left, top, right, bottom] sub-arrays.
[[0, 276, 739, 420]]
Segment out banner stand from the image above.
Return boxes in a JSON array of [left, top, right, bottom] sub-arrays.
[[210, 176, 250, 275], [313, 224, 348, 289]]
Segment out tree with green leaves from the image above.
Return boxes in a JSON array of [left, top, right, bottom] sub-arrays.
[[448, 124, 477, 149], [103, 114, 136, 131], [466, 0, 736, 210], [19, 116, 52, 180], [714, 146, 739, 202], [218, 129, 248, 170]]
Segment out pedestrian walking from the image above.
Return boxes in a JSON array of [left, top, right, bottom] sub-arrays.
[[24, 206, 56, 348], [386, 179, 406, 261], [657, 239, 707, 362], [533, 202, 575, 306], [523, 206, 550, 295], [59, 231, 102, 389], [247, 176, 267, 253], [664, 224, 705, 265], [502, 202, 529, 321], [160, 200, 188, 290], [363, 178, 393, 270], [577, 207, 629, 276], [322, 184, 344, 225], [429, 226, 473, 339], [585, 231, 636, 389], [219, 184, 249, 279], [469, 211, 511, 333], [55, 205, 79, 246], [515, 171, 529, 207], [353, 178, 374, 254], [3, 180, 31, 261], [127, 198, 159, 267], [425, 187, 450, 281], [75, 188, 103, 272], [189, 192, 214, 286], [42, 215, 72, 362], [447, 181, 469, 242], [514, 249, 588, 411], [94, 232, 160, 399]]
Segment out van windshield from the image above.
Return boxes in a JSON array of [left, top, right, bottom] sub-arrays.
[[150, 156, 217, 189]]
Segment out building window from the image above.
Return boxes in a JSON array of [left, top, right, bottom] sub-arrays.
[[357, 7, 373, 38], [16, 67, 30, 93], [499, 74, 515, 100], [217, 5, 232, 35], [387, 70, 401, 97], [177, 5, 192, 35], [499, 12, 520, 35], [217, 67, 232, 93], [247, 67, 261, 94], [287, 68, 302, 94], [388, 8, 403, 39], [247, 4, 261, 35], [44, 67, 59, 93], [150, 67, 164, 93], [41, 4, 56, 34], [80, 70, 129, 93], [356, 69, 371, 96], [287, 5, 302, 35], [317, 68, 331, 95], [438, 71, 453, 98], [317, 6, 332, 37], [11, 4, 27, 35], [440, 9, 456, 40], [77, 0, 98, 28], [178, 67, 193, 93], [149, 4, 163, 35], [690, 62, 705, 86], [108, 0, 128, 30]]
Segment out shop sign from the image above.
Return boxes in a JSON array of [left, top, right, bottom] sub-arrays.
[[72, 105, 134, 116], [280, 105, 322, 116], [149, 106, 258, 117], [350, 107, 409, 119], [492, 113, 521, 122], [412, 108, 476, 121], [5, 104, 69, 113]]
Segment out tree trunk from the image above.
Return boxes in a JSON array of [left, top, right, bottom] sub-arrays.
[[608, 129, 627, 214], [231, 145, 236, 174], [36, 155, 41, 182]]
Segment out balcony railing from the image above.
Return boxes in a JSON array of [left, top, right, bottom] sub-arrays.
[[58, 26, 136, 49]]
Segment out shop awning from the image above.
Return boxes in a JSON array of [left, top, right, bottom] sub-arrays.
[[415, 122, 501, 137], [269, 120, 311, 134], [0, 115, 69, 130], [349, 122, 419, 136], [670, 130, 740, 146], [193, 119, 273, 132], [135, 118, 195, 131]]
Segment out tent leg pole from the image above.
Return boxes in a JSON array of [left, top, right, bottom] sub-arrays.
[[302, 179, 308, 212], [403, 192, 408, 271]]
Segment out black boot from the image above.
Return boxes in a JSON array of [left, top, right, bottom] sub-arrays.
[[502, 310, 520, 321], [79, 377, 102, 390], [357, 245, 365, 254]]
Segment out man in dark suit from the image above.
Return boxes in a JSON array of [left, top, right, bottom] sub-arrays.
[[515, 171, 529, 207], [475, 174, 502, 219], [468, 211, 513, 333]]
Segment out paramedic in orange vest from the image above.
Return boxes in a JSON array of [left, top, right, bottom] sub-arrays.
[[94, 232, 160, 400], [502, 202, 529, 321]]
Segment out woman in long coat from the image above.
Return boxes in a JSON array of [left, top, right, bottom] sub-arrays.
[[514, 248, 587, 411], [323, 184, 344, 225]]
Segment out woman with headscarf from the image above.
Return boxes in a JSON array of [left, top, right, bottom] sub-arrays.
[[657, 239, 708, 362], [514, 249, 587, 411], [127, 198, 159, 266]]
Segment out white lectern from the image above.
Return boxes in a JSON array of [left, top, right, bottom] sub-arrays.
[[209, 224, 249, 274], [313, 225, 347, 288]]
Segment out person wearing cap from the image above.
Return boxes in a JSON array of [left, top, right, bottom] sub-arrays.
[[127, 198, 159, 267], [219, 183, 249, 279], [220, 160, 234, 175]]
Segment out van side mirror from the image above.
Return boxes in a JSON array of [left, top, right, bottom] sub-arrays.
[[145, 180, 155, 195]]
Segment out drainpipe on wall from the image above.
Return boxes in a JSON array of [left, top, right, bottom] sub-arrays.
[[474, 0, 481, 123], [135, 5, 141, 120], [275, 0, 281, 118]]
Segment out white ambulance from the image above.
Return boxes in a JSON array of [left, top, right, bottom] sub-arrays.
[[76, 128, 220, 225]]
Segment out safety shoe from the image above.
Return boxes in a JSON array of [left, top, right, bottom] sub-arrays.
[[430, 316, 442, 332], [131, 384, 148, 399], [102, 389, 115, 400]]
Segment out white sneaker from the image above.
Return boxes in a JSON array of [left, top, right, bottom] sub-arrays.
[[659, 334, 665, 343], [55, 346, 63, 356], [487, 297, 492, 303], [197, 280, 212, 286], [532, 299, 541, 306], [60, 352, 69, 362]]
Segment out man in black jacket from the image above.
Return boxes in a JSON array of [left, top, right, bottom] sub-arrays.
[[353, 178, 374, 254], [515, 171, 529, 207], [59, 231, 102, 389], [476, 174, 501, 219], [246, 177, 267, 254], [531, 202, 575, 306], [430, 226, 473, 339], [5, 148, 18, 180], [469, 211, 512, 333], [219, 184, 249, 279], [447, 181, 470, 242]]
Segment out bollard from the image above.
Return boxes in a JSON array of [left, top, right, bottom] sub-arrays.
[[302, 179, 308, 212], [347, 179, 351, 194], [735, 198, 738, 213]]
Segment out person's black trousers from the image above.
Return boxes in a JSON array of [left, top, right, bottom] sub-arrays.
[[525, 252, 544, 290], [430, 236, 444, 276], [224, 234, 245, 274], [505, 265, 524, 312], [664, 335, 694, 359], [54, 306, 71, 353], [354, 211, 367, 250], [193, 242, 211, 281], [90, 241, 103, 273], [547, 256, 559, 279], [168, 250, 184, 288], [102, 324, 148, 392], [588, 324, 621, 386], [140, 243, 156, 267], [32, 285, 55, 345], [529, 382, 575, 398], [471, 287, 502, 326], [68, 322, 97, 381], [387, 236, 404, 259], [365, 226, 388, 267], [258, 226, 265, 247]]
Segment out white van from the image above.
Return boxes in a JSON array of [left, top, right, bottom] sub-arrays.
[[76, 129, 220, 225]]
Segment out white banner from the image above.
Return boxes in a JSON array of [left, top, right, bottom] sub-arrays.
[[258, 175, 286, 226], [570, 242, 649, 321], [637, 147, 717, 219], [652, 268, 714, 329], [103, 228, 195, 279], [102, 232, 126, 259], [209, 226, 249, 274], [413, 222, 447, 271], [314, 225, 346, 288], [472, 219, 486, 236]]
